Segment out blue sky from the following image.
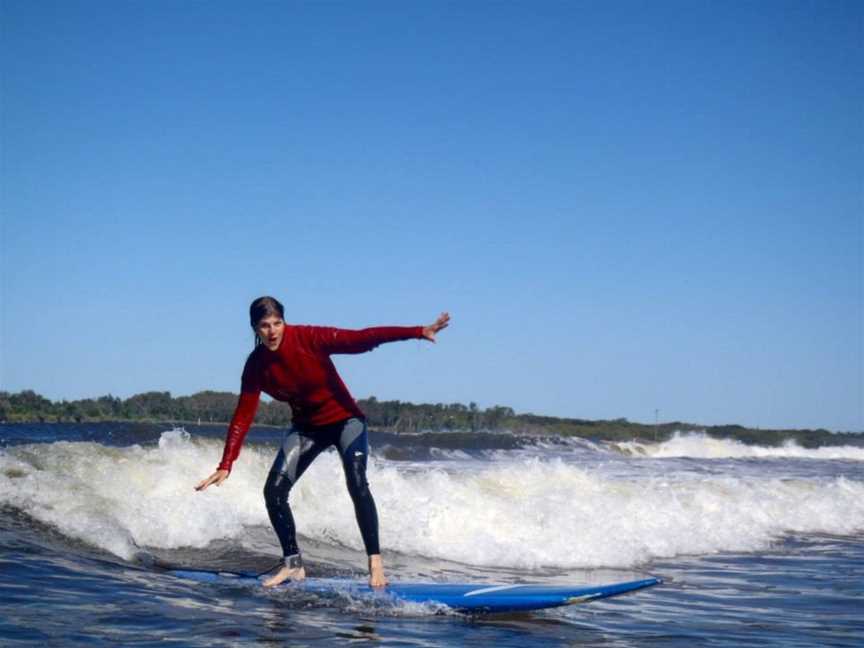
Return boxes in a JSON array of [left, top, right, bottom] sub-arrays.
[[2, 1, 861, 431]]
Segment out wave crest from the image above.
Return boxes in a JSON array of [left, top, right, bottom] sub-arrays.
[[615, 432, 864, 461], [2, 430, 863, 569]]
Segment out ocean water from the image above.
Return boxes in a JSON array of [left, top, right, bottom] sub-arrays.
[[1, 422, 862, 646]]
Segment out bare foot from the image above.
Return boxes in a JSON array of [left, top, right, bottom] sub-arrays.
[[261, 565, 306, 588], [368, 554, 388, 588]]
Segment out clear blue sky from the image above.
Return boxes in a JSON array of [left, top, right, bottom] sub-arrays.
[[2, 1, 861, 431]]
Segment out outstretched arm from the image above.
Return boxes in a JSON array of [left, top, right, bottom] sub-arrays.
[[195, 357, 261, 491], [311, 312, 451, 354], [194, 388, 260, 491]]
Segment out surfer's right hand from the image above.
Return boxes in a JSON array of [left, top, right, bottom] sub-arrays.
[[195, 469, 230, 491]]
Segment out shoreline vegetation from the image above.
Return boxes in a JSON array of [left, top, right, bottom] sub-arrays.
[[1, 389, 861, 448]]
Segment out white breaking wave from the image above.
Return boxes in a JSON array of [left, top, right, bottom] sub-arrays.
[[1, 429, 863, 568], [615, 432, 864, 461]]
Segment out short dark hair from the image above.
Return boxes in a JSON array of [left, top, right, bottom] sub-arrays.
[[249, 296, 285, 346]]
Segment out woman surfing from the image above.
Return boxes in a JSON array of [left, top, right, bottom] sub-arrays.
[[195, 296, 450, 588]]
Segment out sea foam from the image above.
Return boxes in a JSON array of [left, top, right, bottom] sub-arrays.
[[616, 432, 864, 461], [1, 429, 862, 568]]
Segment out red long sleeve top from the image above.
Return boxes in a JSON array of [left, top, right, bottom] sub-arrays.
[[218, 324, 424, 472]]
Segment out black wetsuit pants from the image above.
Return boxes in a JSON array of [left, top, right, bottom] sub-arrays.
[[263, 417, 379, 562]]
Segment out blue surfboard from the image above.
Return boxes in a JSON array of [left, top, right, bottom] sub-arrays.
[[168, 568, 661, 613]]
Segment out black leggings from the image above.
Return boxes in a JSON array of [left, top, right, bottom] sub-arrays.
[[263, 417, 379, 561]]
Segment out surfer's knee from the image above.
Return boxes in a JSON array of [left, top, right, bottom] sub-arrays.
[[344, 456, 372, 501], [263, 470, 292, 508], [341, 428, 372, 501]]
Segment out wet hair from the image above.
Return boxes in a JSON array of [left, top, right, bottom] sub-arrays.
[[250, 296, 285, 347]]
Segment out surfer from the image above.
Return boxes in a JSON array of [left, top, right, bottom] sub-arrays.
[[195, 296, 450, 589]]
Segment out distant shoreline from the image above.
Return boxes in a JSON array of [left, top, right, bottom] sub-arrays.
[[2, 389, 861, 447]]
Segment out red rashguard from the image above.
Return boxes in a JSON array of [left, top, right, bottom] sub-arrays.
[[217, 324, 424, 472]]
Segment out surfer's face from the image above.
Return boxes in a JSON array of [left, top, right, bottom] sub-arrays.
[[256, 315, 285, 351]]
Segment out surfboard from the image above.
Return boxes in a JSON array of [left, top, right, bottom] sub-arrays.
[[168, 568, 661, 613]]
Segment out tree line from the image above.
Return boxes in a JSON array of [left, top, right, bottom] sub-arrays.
[[1, 389, 860, 447]]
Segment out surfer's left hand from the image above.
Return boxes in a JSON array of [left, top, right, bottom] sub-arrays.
[[422, 312, 450, 343]]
